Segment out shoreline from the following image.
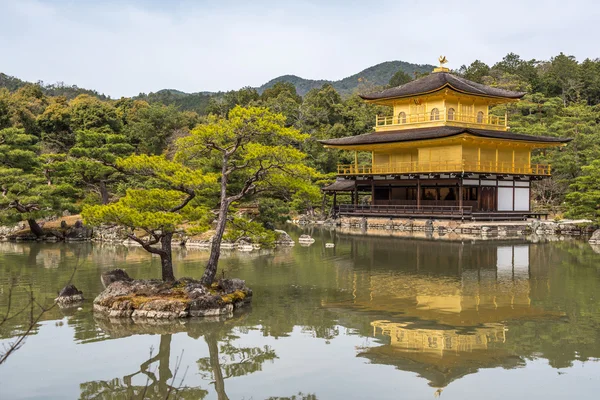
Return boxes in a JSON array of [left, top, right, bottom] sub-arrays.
[[292, 216, 597, 241], [0, 217, 296, 250]]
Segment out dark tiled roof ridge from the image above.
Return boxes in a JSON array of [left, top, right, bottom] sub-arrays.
[[319, 126, 571, 146], [322, 179, 356, 192], [360, 72, 526, 101], [448, 74, 525, 98]]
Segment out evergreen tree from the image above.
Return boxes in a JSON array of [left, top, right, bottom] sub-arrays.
[[388, 70, 412, 87], [176, 106, 314, 285], [0, 128, 78, 236], [565, 160, 600, 222]]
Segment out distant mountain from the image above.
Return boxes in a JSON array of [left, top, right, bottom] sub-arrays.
[[0, 72, 108, 99], [1, 60, 435, 113], [257, 61, 435, 96], [0, 73, 25, 92]]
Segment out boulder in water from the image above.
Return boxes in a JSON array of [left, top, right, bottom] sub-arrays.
[[298, 234, 315, 243], [64, 220, 93, 241], [274, 230, 295, 246], [218, 278, 248, 294], [55, 284, 84, 306], [101, 269, 132, 288], [589, 229, 600, 244]]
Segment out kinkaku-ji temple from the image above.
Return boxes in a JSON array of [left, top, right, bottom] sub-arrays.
[[320, 57, 571, 220]]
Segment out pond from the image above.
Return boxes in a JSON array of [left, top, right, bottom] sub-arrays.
[[1, 228, 600, 399]]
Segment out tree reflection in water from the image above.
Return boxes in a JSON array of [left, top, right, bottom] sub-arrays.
[[79, 317, 278, 400], [79, 334, 208, 399], [198, 326, 277, 400]]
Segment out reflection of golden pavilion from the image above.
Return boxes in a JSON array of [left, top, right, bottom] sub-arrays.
[[360, 320, 522, 389], [326, 241, 559, 388], [327, 242, 562, 389], [334, 244, 542, 326], [371, 320, 506, 355]]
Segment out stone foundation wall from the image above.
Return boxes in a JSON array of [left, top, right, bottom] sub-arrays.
[[338, 216, 595, 238]]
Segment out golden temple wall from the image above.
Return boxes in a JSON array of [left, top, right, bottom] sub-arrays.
[[370, 141, 533, 171], [418, 145, 462, 164]]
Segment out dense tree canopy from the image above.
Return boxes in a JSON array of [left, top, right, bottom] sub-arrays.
[[82, 154, 216, 281], [388, 70, 412, 88], [0, 127, 79, 235], [565, 160, 600, 223], [176, 106, 314, 284]]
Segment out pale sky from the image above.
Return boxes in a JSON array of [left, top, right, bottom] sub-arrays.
[[1, 0, 598, 98]]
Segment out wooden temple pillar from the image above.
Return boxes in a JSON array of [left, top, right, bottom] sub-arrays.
[[417, 178, 421, 208], [370, 179, 375, 205], [458, 180, 463, 209]]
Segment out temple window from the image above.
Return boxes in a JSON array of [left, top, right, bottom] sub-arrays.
[[398, 111, 406, 124], [430, 108, 440, 121], [477, 111, 484, 123], [447, 108, 455, 121], [463, 187, 479, 201]]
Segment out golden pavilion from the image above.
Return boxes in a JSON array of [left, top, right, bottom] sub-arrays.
[[321, 58, 571, 220]]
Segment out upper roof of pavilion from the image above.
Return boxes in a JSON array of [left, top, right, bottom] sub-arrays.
[[360, 71, 526, 102]]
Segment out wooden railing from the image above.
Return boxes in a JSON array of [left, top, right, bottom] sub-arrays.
[[373, 200, 479, 208], [376, 108, 507, 130], [339, 204, 473, 217], [337, 161, 551, 176]]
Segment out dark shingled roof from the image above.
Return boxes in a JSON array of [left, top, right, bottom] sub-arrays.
[[360, 72, 526, 101], [319, 126, 572, 146], [322, 179, 356, 192]]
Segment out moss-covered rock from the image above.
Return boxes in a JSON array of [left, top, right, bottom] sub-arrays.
[[93, 275, 252, 320]]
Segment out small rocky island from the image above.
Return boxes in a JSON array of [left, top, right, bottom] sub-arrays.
[[94, 269, 252, 319]]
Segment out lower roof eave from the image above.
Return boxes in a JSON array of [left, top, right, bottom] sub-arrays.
[[336, 172, 550, 180], [319, 127, 571, 148]]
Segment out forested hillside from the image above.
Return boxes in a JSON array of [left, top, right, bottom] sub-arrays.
[[1, 60, 433, 115], [134, 89, 214, 115], [0, 72, 108, 100], [257, 61, 435, 96], [1, 52, 600, 225]]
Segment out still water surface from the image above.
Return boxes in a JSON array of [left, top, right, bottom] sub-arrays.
[[1, 228, 600, 399]]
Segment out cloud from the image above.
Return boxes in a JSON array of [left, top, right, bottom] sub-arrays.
[[0, 0, 598, 97]]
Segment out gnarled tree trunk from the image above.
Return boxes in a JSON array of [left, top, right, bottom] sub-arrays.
[[99, 181, 110, 205], [160, 232, 175, 282], [129, 231, 176, 282], [200, 148, 259, 286], [201, 201, 228, 286], [27, 218, 44, 238], [201, 159, 230, 286]]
